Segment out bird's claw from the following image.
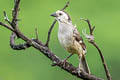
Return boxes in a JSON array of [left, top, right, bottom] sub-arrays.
[[51, 61, 57, 66], [77, 67, 84, 75], [62, 59, 67, 67]]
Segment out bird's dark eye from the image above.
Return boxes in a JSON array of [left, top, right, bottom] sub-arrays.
[[59, 13, 62, 16]]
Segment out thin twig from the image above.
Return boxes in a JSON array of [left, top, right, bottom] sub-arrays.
[[45, 1, 70, 47], [0, 22, 14, 32], [10, 32, 31, 50], [91, 42, 112, 80], [3, 11, 12, 26], [12, 0, 20, 29], [35, 28, 39, 40], [61, 1, 70, 11], [10, 32, 43, 50], [45, 20, 57, 47], [82, 19, 112, 80]]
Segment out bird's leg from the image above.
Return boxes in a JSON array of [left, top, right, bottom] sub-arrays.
[[78, 55, 83, 73], [62, 53, 73, 67]]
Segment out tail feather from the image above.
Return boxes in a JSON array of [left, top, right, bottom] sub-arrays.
[[81, 56, 91, 74]]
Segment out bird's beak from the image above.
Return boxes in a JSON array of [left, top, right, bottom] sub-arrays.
[[50, 13, 58, 17]]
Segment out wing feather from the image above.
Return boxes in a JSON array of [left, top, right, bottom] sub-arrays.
[[73, 27, 86, 51]]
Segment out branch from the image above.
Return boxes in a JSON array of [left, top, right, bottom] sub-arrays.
[[81, 19, 112, 80], [61, 1, 70, 11], [10, 32, 43, 50], [45, 1, 70, 47], [0, 22, 14, 32], [0, 0, 104, 80], [45, 20, 57, 47], [35, 28, 39, 40], [8, 25, 102, 80], [3, 11, 12, 26], [10, 32, 31, 50], [32, 42, 103, 80], [12, 0, 20, 29]]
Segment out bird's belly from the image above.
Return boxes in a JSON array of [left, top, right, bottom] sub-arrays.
[[58, 33, 83, 55], [58, 32, 73, 48], [66, 41, 83, 55]]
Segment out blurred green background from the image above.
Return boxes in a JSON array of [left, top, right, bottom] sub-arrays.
[[0, 0, 120, 80]]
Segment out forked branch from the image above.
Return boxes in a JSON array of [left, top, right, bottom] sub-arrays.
[[0, 0, 106, 80], [81, 19, 112, 80]]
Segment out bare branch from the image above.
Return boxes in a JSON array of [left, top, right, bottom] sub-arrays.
[[0, 22, 14, 32], [0, 0, 104, 80], [45, 1, 70, 47], [10, 32, 44, 50], [45, 20, 57, 47], [10, 32, 31, 50], [12, 0, 20, 29], [3, 11, 12, 25], [81, 19, 112, 80], [33, 40, 103, 80], [61, 1, 70, 11], [5, 24, 103, 80], [91, 42, 111, 80], [35, 28, 39, 40]]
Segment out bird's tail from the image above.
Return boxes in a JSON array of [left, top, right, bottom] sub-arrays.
[[79, 55, 91, 74]]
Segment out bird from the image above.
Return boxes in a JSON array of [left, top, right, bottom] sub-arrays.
[[50, 10, 91, 74]]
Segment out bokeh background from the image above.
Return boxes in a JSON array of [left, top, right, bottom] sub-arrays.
[[0, 0, 120, 80]]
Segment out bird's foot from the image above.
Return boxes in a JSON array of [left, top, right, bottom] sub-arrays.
[[61, 59, 67, 68], [51, 60, 67, 69], [77, 67, 84, 76], [78, 68, 83, 73], [51, 61, 57, 66]]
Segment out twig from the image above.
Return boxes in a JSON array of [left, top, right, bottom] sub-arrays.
[[10, 32, 43, 50], [12, 0, 20, 29], [92, 42, 111, 80], [45, 1, 70, 47], [10, 32, 31, 50], [0, 22, 14, 32], [3, 11, 12, 26], [35, 28, 39, 40], [81, 19, 112, 80], [61, 1, 70, 11], [45, 20, 57, 47]]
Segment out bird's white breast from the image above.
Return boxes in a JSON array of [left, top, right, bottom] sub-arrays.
[[58, 23, 74, 48]]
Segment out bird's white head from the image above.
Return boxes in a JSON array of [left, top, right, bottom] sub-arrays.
[[50, 10, 71, 24]]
